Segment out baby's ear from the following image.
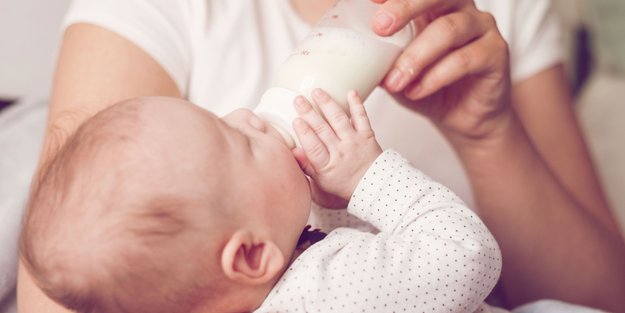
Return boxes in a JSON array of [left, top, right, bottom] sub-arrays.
[[221, 230, 285, 286]]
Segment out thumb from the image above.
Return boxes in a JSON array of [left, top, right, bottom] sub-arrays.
[[292, 147, 317, 177]]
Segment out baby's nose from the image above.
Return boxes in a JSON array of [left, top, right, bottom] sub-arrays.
[[247, 114, 267, 132], [231, 108, 267, 132]]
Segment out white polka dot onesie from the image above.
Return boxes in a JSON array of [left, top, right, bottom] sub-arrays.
[[255, 150, 502, 313]]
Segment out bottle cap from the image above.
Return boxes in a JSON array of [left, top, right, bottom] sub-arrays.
[[254, 87, 301, 148]]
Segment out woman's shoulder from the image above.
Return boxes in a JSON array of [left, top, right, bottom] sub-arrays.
[[475, 0, 563, 82]]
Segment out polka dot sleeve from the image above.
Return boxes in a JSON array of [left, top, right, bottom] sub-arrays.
[[256, 150, 502, 313]]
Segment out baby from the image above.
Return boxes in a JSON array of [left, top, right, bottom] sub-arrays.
[[20, 90, 501, 313]]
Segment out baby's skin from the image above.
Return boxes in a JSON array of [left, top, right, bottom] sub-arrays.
[[20, 89, 388, 313]]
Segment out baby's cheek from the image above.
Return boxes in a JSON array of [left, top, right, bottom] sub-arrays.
[[290, 167, 311, 197], [295, 175, 313, 216]]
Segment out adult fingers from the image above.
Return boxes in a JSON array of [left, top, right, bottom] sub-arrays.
[[311, 89, 355, 139], [384, 11, 487, 92], [371, 0, 465, 36], [293, 118, 330, 172], [403, 30, 508, 100]]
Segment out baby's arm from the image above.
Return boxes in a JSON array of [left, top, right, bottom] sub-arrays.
[[286, 90, 502, 312], [291, 88, 384, 209]]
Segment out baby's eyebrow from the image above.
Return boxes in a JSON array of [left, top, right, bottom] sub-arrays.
[[131, 195, 190, 240]]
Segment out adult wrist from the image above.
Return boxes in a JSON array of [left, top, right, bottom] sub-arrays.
[[442, 109, 523, 159]]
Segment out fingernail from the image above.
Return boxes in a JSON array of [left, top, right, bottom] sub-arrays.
[[406, 84, 422, 99], [313, 88, 328, 100], [374, 11, 395, 31], [385, 69, 405, 91], [294, 96, 307, 110]]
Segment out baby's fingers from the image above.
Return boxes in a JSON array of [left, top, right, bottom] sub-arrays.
[[312, 89, 355, 139], [347, 91, 374, 134], [294, 96, 339, 147], [293, 118, 330, 172]]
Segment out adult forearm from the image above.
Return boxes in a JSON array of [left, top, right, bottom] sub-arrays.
[[511, 66, 620, 237], [450, 114, 625, 311]]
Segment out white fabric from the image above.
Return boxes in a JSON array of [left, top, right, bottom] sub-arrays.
[[256, 150, 502, 312], [62, 0, 564, 212], [0, 99, 48, 313], [478, 0, 564, 82], [512, 299, 607, 313]]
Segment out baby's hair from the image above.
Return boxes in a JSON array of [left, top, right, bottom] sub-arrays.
[[20, 99, 226, 313]]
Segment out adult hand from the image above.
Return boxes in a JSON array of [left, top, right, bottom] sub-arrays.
[[371, 0, 511, 144]]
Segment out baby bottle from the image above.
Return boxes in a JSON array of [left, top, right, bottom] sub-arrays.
[[254, 0, 416, 148]]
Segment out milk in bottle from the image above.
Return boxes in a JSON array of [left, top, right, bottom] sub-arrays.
[[254, 0, 415, 148]]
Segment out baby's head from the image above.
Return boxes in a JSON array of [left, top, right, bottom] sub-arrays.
[[20, 97, 312, 313]]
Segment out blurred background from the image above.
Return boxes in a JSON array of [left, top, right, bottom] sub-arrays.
[[0, 0, 624, 312]]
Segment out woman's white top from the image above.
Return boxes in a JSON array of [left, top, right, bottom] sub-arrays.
[[62, 0, 563, 211]]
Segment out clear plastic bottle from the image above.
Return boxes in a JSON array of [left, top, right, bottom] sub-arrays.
[[254, 0, 415, 148]]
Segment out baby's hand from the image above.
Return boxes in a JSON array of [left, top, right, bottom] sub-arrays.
[[292, 89, 382, 203]]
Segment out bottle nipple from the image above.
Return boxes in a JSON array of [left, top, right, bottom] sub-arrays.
[[254, 87, 302, 148]]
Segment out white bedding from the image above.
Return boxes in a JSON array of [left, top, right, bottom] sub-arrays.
[[0, 99, 47, 313]]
